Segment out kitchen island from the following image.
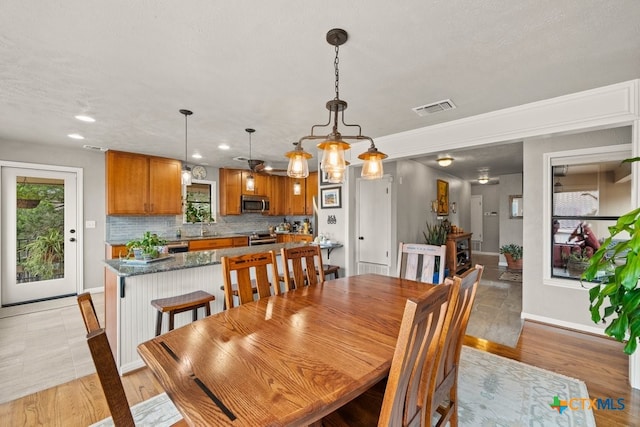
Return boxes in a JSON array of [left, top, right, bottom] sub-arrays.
[[103, 242, 307, 374]]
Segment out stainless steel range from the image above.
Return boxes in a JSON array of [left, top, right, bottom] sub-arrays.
[[249, 231, 277, 246]]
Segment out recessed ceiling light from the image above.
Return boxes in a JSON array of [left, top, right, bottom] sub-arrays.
[[75, 115, 95, 122], [192, 153, 202, 159], [68, 133, 84, 140], [218, 144, 230, 150]]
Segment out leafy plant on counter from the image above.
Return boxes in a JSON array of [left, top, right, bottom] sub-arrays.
[[126, 232, 167, 259]]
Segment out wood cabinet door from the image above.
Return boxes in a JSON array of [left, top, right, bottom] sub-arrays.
[[305, 172, 318, 215], [219, 168, 243, 215], [264, 175, 283, 216], [285, 177, 306, 215], [188, 238, 234, 251], [148, 157, 182, 214], [106, 151, 150, 214], [241, 171, 268, 195]]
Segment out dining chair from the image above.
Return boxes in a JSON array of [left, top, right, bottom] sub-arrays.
[[280, 245, 325, 291], [322, 279, 460, 427], [221, 250, 280, 308], [397, 242, 447, 284], [430, 264, 483, 427], [76, 293, 184, 427]]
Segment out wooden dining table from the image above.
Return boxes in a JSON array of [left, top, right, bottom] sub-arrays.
[[137, 273, 434, 426]]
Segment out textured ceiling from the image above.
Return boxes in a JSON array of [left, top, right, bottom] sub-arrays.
[[1, 1, 639, 178]]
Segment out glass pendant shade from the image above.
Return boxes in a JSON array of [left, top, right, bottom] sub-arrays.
[[319, 141, 349, 174], [358, 144, 388, 180], [182, 167, 192, 185], [246, 174, 255, 192], [285, 143, 311, 178]]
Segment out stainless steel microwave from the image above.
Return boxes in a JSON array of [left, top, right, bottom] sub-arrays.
[[241, 195, 270, 213]]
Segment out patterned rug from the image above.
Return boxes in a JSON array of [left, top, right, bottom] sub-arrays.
[[498, 270, 522, 282], [457, 347, 595, 426]]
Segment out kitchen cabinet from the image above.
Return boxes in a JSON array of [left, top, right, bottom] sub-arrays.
[[106, 150, 182, 215], [219, 168, 243, 215], [241, 171, 268, 196], [266, 175, 285, 216], [188, 236, 248, 251], [285, 177, 306, 215], [276, 233, 313, 243], [445, 232, 473, 276], [305, 171, 318, 215]]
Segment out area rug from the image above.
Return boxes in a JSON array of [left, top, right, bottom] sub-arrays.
[[498, 270, 522, 282], [456, 347, 595, 426]]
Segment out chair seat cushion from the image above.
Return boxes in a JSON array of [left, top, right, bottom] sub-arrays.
[[90, 392, 181, 427]]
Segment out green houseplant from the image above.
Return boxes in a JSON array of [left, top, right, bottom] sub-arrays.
[[499, 243, 523, 271], [23, 229, 64, 279], [583, 205, 640, 354], [126, 232, 167, 260], [423, 222, 447, 245]]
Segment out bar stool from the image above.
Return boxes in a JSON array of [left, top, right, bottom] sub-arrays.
[[323, 265, 340, 280], [150, 290, 215, 336]]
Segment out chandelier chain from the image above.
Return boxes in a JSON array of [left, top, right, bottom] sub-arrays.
[[334, 44, 340, 100]]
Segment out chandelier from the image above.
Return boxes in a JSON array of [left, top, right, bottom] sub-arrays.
[[297, 28, 387, 183]]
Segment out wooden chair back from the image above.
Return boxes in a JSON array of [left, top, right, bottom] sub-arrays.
[[87, 328, 136, 427], [431, 264, 484, 426], [77, 292, 101, 333], [397, 242, 447, 284], [378, 279, 459, 426], [280, 245, 325, 291], [222, 251, 280, 308]]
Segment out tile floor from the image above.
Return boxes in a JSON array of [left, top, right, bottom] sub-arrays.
[[467, 254, 524, 347], [0, 256, 521, 404], [0, 293, 104, 404]]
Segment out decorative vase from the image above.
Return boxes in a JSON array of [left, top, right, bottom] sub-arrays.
[[505, 254, 523, 271]]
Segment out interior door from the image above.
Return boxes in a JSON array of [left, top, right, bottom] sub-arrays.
[[357, 176, 391, 273], [1, 166, 79, 305]]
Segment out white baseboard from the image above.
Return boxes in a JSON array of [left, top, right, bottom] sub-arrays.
[[83, 286, 104, 294], [474, 251, 500, 256], [521, 312, 606, 336]]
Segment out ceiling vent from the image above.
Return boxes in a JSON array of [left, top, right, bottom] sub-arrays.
[[82, 144, 108, 152], [412, 99, 456, 117]]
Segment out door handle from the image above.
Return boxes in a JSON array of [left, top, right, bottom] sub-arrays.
[[358, 236, 364, 240], [69, 237, 76, 242]]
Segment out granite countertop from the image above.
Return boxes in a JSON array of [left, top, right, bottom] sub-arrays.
[[104, 242, 308, 277], [106, 232, 250, 246]]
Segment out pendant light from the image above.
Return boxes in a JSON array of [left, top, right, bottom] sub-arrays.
[[246, 128, 256, 192], [180, 109, 193, 185], [298, 28, 386, 182], [285, 142, 311, 178]]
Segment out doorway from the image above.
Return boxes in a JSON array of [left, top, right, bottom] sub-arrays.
[[356, 176, 392, 275], [1, 163, 81, 305]]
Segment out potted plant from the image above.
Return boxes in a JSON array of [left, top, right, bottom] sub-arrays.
[[126, 232, 167, 260], [23, 229, 64, 279], [583, 196, 640, 353], [423, 222, 448, 282], [499, 243, 523, 271], [565, 247, 594, 277]]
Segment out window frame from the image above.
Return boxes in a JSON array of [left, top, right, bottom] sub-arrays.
[[542, 144, 632, 288]]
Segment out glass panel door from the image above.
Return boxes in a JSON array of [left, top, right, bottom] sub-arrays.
[[1, 166, 78, 305]]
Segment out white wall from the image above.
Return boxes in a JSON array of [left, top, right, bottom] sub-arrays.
[[498, 173, 523, 265], [0, 139, 106, 291]]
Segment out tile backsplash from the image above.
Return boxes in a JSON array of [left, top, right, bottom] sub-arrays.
[[106, 214, 313, 242]]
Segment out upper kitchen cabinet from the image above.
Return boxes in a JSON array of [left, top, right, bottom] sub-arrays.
[[241, 171, 268, 196], [285, 177, 306, 215], [266, 175, 285, 216], [106, 150, 182, 215], [305, 171, 318, 215], [219, 168, 243, 215]]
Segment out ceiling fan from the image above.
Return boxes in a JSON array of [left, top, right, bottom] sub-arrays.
[[242, 128, 288, 175]]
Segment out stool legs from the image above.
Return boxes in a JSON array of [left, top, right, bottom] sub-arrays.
[[155, 303, 212, 336], [155, 312, 163, 337]]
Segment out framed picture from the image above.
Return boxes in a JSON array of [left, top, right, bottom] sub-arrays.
[[319, 163, 331, 185], [320, 186, 342, 209], [437, 179, 449, 216]]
